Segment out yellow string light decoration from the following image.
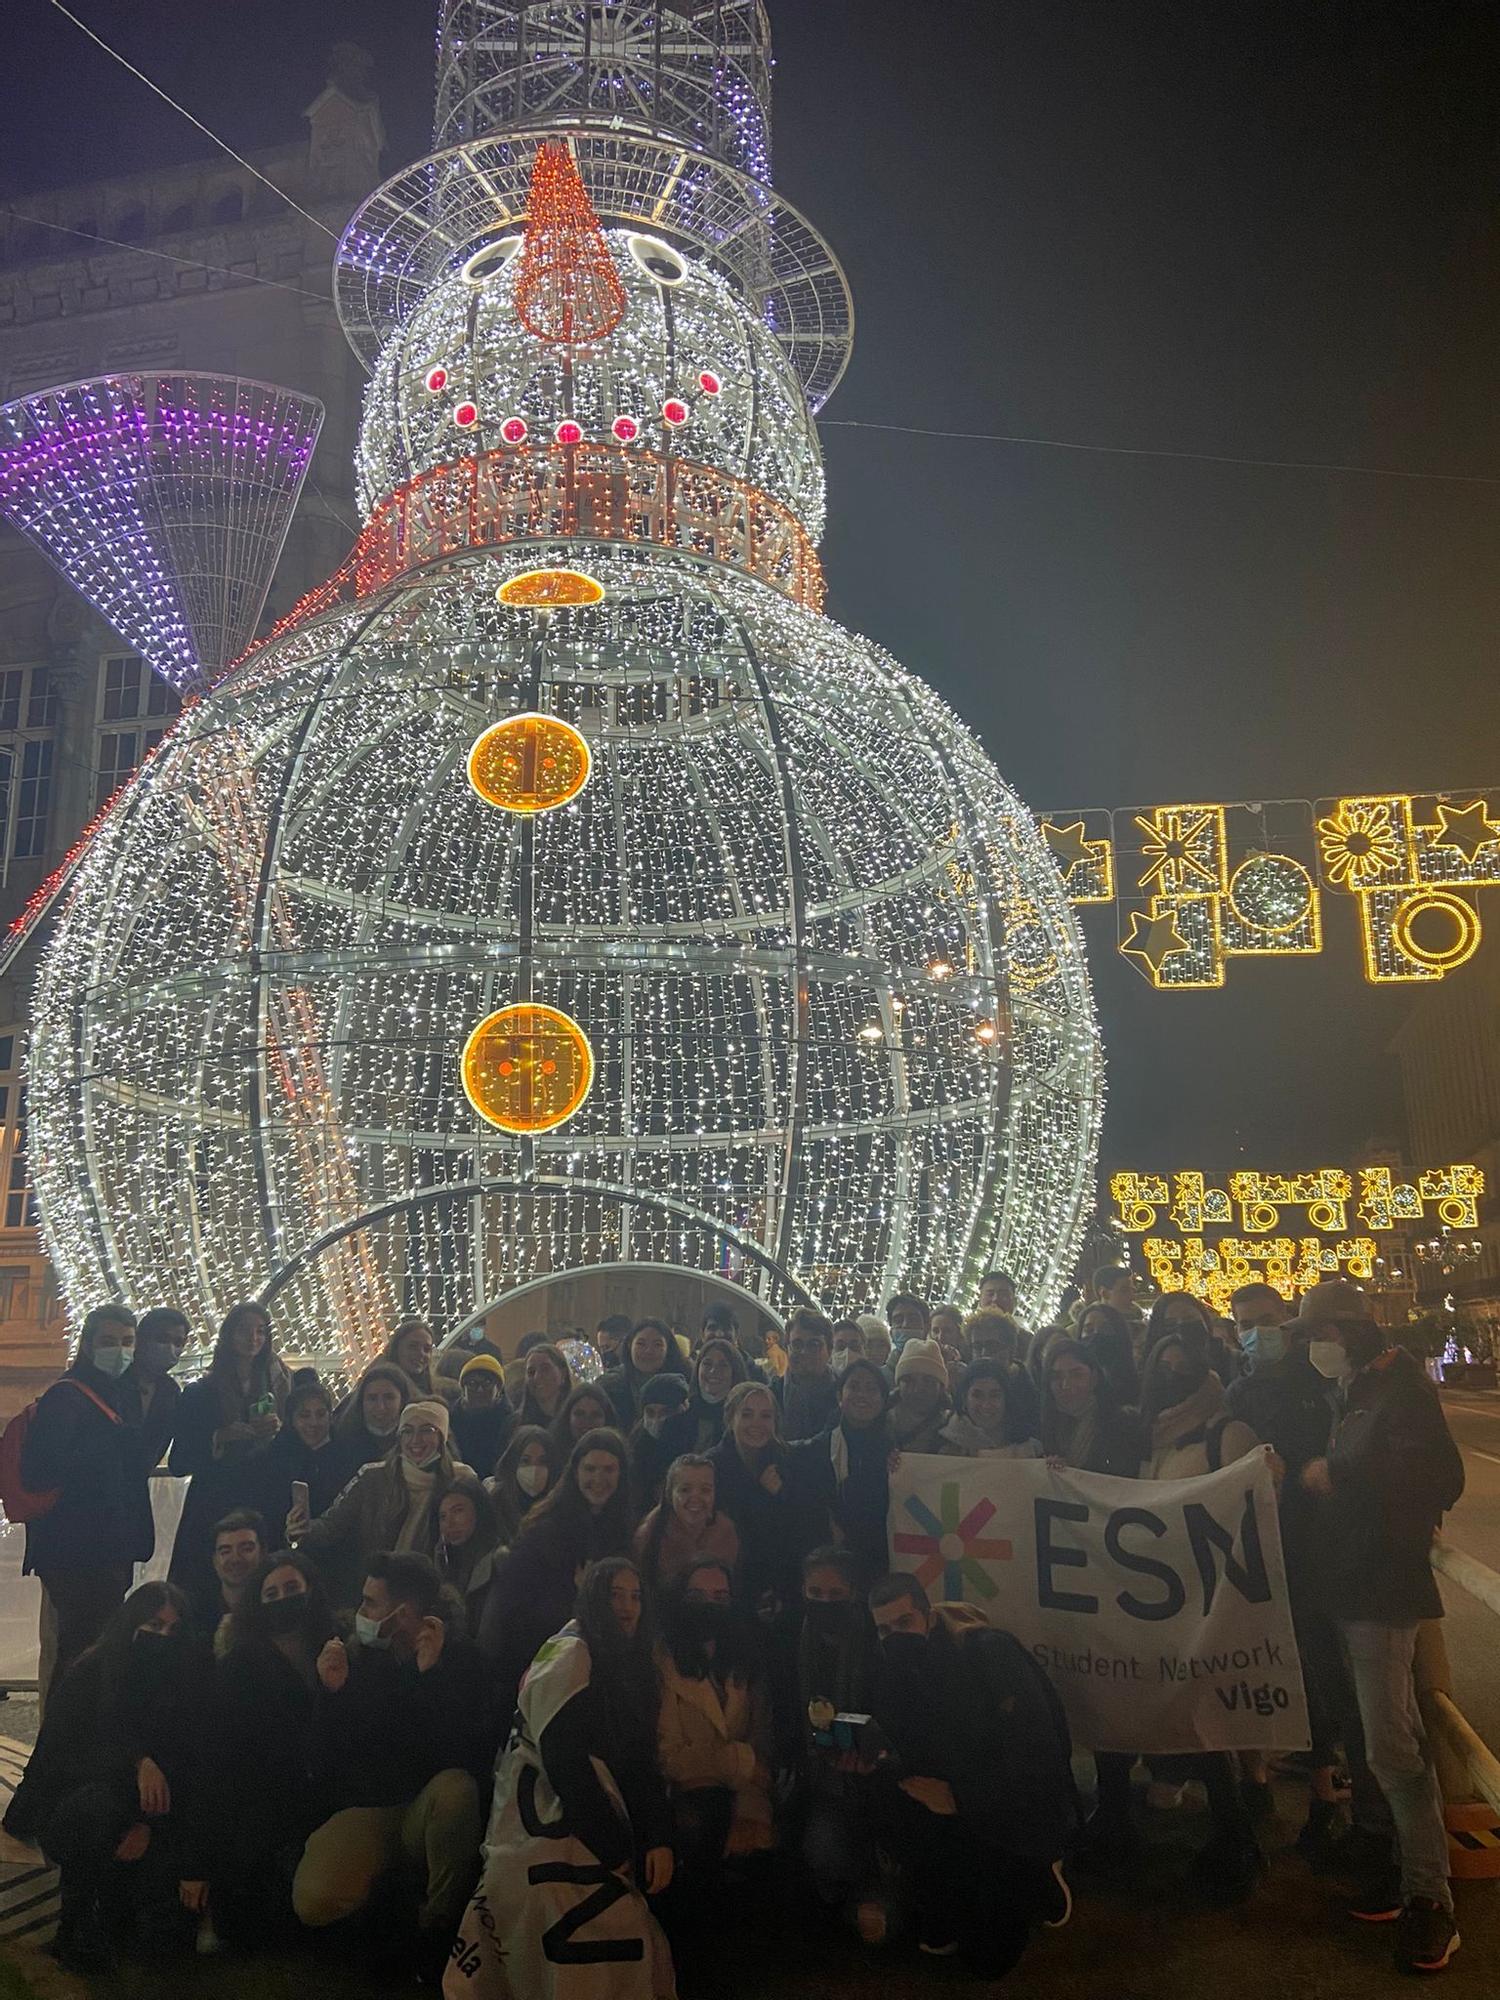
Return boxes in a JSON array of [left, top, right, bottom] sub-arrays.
[[467, 713, 592, 814], [461, 1003, 595, 1134], [495, 567, 606, 609]]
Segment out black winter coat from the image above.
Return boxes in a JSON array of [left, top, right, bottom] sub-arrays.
[[315, 1635, 492, 1810], [20, 1366, 154, 1575], [187, 1640, 326, 1878], [245, 1427, 348, 1537], [1321, 1345, 1464, 1624]]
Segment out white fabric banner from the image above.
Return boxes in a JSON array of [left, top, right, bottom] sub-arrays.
[[888, 1449, 1309, 1754]]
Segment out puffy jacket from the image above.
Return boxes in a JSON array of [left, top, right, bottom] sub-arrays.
[[655, 1647, 775, 1854], [1322, 1346, 1464, 1623]]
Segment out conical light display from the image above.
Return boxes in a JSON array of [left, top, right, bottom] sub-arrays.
[[0, 372, 324, 691]]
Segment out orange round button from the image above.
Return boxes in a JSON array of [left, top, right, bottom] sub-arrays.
[[495, 568, 605, 609], [468, 713, 591, 814], [461, 1003, 594, 1133]]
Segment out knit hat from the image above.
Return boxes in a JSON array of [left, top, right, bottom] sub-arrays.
[[1293, 1279, 1370, 1328], [856, 1313, 889, 1343], [399, 1397, 451, 1441], [894, 1337, 948, 1387], [639, 1371, 691, 1411], [460, 1353, 506, 1383]]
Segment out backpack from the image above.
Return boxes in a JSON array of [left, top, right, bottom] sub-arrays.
[[0, 1379, 121, 1524]]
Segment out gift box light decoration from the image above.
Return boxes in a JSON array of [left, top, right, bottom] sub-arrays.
[[26, 3, 1103, 1364]]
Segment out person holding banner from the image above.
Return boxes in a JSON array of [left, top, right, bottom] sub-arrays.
[[1294, 1280, 1465, 1975], [1037, 1339, 1144, 1480], [864, 1573, 1076, 1975]]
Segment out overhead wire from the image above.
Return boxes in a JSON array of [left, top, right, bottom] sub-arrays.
[[41, 0, 339, 240], [0, 209, 334, 305], [821, 418, 1500, 489]]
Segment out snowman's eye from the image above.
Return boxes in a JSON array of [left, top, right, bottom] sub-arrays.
[[627, 234, 687, 287], [462, 233, 523, 285]]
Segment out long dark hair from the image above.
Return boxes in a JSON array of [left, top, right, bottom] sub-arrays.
[[335, 1360, 416, 1442], [1138, 1331, 1212, 1424], [573, 1556, 659, 1759], [490, 1423, 561, 1541], [85, 1580, 194, 1701], [637, 1452, 716, 1590], [1144, 1291, 1214, 1360], [209, 1301, 289, 1424], [224, 1549, 335, 1657], [661, 1557, 761, 1684], [517, 1342, 575, 1429], [1039, 1338, 1110, 1463], [1076, 1301, 1140, 1404], [519, 1427, 633, 1554], [550, 1382, 619, 1458]]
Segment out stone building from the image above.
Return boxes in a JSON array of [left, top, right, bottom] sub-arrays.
[[0, 51, 381, 1405]]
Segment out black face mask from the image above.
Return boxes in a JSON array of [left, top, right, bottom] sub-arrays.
[[879, 1631, 928, 1670], [803, 1599, 858, 1636], [1340, 1323, 1387, 1371], [261, 1595, 311, 1635], [678, 1601, 734, 1644]]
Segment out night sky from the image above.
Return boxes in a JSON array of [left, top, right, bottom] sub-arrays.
[[6, 0, 1500, 1172]]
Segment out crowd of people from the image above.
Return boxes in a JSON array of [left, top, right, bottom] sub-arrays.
[[0, 1264, 1468, 1988]]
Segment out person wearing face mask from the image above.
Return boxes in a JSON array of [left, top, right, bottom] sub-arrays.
[[856, 1313, 893, 1371], [188, 1551, 336, 1947], [292, 1400, 472, 1609], [168, 1302, 289, 1597], [13, 1303, 154, 1694], [792, 1549, 882, 1930], [1293, 1280, 1465, 1973], [629, 1371, 695, 1513], [593, 1311, 633, 1370], [939, 1360, 1043, 1459], [332, 1360, 414, 1481], [450, 1559, 675, 2000], [884, 1293, 930, 1362], [828, 1320, 865, 1378], [1142, 1289, 1240, 1386], [4, 1582, 208, 1976], [655, 1558, 775, 1886], [771, 1309, 841, 1442], [486, 1424, 560, 1543], [634, 1454, 740, 1593], [686, 1337, 747, 1451], [479, 1428, 637, 1727], [599, 1318, 675, 1430], [1224, 1283, 1350, 1851], [865, 1573, 1075, 1975], [451, 1353, 515, 1475], [293, 1551, 488, 1977], [120, 1306, 193, 1471]]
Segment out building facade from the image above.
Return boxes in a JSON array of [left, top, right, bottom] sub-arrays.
[[0, 56, 381, 1406]]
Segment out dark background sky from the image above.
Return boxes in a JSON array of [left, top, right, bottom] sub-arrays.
[[6, 0, 1500, 1171]]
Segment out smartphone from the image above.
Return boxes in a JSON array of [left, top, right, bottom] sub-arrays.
[[290, 1480, 310, 1514], [251, 1393, 276, 1418]]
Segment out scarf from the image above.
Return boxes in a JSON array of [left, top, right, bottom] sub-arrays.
[[940, 1413, 1040, 1457], [396, 1456, 438, 1550], [1147, 1372, 1223, 1453]]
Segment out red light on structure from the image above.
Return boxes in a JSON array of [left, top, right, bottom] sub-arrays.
[[662, 399, 689, 427], [424, 366, 448, 394], [501, 416, 528, 445], [454, 402, 479, 429], [515, 139, 627, 347], [611, 414, 640, 443], [554, 419, 583, 446], [699, 370, 722, 395]]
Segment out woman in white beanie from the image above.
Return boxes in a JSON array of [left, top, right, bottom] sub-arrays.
[[291, 1398, 472, 1609], [890, 1338, 952, 1453]]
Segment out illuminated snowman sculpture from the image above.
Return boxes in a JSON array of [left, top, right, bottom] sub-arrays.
[[28, 5, 1103, 1371]]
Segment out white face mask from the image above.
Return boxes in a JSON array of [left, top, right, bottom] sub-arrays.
[[642, 1412, 669, 1438], [354, 1610, 394, 1650], [516, 1463, 549, 1497], [1307, 1339, 1349, 1383], [91, 1344, 133, 1378], [831, 1351, 853, 1376]]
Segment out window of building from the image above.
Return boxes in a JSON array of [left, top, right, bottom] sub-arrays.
[[102, 654, 143, 721], [96, 731, 139, 808], [12, 741, 52, 860], [0, 670, 22, 734], [26, 668, 57, 729], [0, 1040, 13, 1075], [0, 1267, 30, 1321], [5, 1087, 34, 1231]]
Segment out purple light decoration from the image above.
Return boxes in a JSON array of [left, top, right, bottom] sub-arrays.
[[0, 372, 324, 691]]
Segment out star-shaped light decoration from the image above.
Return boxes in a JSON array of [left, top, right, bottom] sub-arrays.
[[1041, 818, 1096, 876], [1134, 808, 1221, 898], [1120, 908, 1192, 979], [1429, 800, 1500, 866]]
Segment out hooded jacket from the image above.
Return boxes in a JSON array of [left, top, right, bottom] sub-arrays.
[[1321, 1345, 1464, 1624]]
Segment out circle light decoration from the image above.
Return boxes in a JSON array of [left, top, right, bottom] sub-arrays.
[[495, 568, 605, 610], [1390, 890, 1481, 973], [462, 1003, 595, 1134], [467, 713, 591, 815], [27, 3, 1102, 1372], [1228, 853, 1314, 934]]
